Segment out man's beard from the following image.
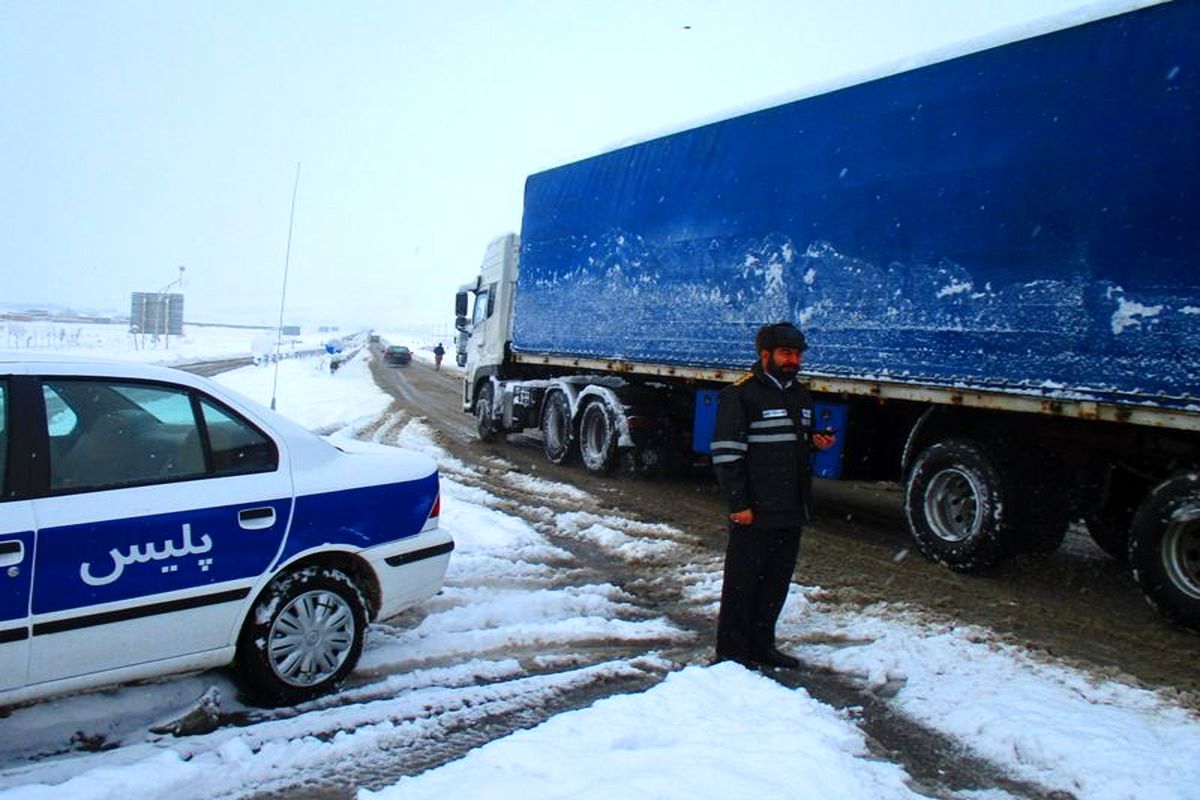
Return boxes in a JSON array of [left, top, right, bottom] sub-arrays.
[[768, 359, 798, 382]]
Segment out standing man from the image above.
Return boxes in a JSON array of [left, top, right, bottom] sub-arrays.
[[711, 322, 835, 669], [433, 342, 446, 371]]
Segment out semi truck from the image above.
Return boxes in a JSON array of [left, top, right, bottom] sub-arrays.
[[454, 0, 1200, 628]]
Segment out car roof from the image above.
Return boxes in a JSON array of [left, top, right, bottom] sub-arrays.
[[0, 350, 341, 454], [0, 351, 198, 381]]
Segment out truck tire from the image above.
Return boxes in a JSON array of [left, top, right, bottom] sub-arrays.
[[1129, 473, 1200, 631], [579, 399, 619, 474], [904, 439, 1009, 571], [235, 566, 367, 706], [541, 391, 576, 464], [475, 383, 498, 442]]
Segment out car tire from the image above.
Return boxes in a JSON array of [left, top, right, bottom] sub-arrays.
[[235, 566, 367, 706], [904, 438, 1009, 571], [579, 399, 619, 474], [541, 391, 576, 464], [1129, 473, 1200, 631], [475, 383, 497, 443]]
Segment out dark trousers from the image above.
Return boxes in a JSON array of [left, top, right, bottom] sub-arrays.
[[715, 525, 801, 660]]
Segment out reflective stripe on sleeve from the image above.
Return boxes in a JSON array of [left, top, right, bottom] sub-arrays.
[[746, 433, 800, 443], [712, 453, 745, 465], [749, 418, 793, 430], [710, 440, 748, 451]]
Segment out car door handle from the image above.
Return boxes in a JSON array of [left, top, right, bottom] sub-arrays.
[[0, 540, 24, 568], [238, 507, 277, 531]]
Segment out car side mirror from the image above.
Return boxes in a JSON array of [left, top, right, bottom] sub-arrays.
[[455, 315, 468, 332], [454, 292, 468, 319]]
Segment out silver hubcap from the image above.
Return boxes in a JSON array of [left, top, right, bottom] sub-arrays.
[[1162, 503, 1200, 600], [924, 467, 983, 543], [268, 590, 356, 687]]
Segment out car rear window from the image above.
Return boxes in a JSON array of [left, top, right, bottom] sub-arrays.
[[200, 398, 277, 475]]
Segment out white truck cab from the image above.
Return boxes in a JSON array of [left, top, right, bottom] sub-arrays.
[[455, 233, 519, 414]]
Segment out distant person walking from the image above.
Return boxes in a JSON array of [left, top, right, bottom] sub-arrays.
[[710, 322, 836, 670], [433, 342, 446, 371]]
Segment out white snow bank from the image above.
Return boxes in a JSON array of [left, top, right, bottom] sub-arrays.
[[364, 662, 925, 800]]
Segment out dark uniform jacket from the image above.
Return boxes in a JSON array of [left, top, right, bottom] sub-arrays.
[[711, 363, 816, 529]]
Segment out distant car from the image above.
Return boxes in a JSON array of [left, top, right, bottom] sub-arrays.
[[384, 345, 412, 366], [0, 355, 452, 707]]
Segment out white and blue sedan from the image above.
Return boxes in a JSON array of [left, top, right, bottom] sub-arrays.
[[0, 355, 451, 706]]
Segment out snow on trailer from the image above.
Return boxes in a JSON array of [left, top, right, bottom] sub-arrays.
[[455, 0, 1200, 629]]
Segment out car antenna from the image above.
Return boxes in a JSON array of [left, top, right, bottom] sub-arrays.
[[271, 161, 301, 411]]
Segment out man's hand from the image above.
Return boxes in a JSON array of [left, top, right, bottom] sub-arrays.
[[729, 508, 754, 526], [812, 429, 837, 450]]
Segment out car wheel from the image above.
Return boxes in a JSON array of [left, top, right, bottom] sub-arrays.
[[579, 399, 619, 474], [475, 383, 497, 442], [541, 391, 576, 464], [235, 566, 367, 706], [904, 438, 1009, 571], [1129, 473, 1200, 631]]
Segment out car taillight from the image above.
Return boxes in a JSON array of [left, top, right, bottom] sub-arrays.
[[430, 493, 441, 518]]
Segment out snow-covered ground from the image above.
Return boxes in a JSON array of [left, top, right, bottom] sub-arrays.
[[1, 327, 1197, 800]]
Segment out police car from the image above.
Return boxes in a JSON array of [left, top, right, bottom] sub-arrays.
[[0, 355, 451, 707]]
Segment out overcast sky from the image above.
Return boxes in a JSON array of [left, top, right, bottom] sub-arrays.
[[0, 0, 1144, 330]]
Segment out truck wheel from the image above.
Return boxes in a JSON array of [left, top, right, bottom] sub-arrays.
[[904, 439, 1008, 571], [235, 566, 367, 706], [579, 400, 619, 474], [475, 383, 497, 442], [1129, 473, 1200, 631], [541, 391, 576, 464]]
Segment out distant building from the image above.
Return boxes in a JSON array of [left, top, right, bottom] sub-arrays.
[[281, 325, 301, 336]]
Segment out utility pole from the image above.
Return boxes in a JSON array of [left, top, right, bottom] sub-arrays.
[[271, 162, 302, 411]]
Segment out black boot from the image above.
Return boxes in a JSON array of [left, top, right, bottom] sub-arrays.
[[754, 647, 799, 669]]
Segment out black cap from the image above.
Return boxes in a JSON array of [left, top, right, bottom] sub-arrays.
[[755, 322, 808, 353]]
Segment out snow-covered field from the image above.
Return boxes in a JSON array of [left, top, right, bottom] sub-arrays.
[[1, 325, 1197, 800], [0, 318, 337, 365]]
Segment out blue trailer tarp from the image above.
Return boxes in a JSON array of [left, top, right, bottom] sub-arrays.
[[513, 2, 1199, 409]]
